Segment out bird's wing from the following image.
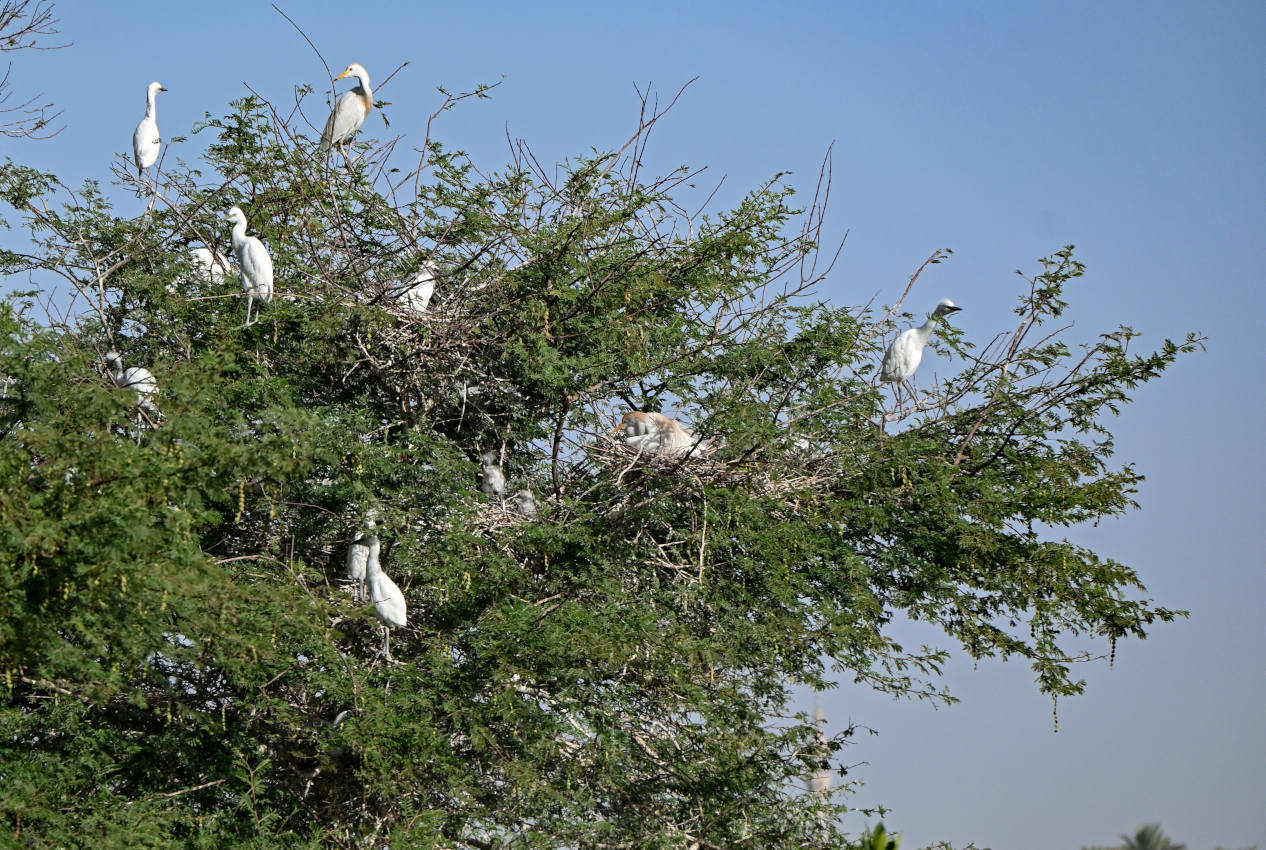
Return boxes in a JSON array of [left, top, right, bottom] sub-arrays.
[[879, 331, 912, 381], [241, 238, 274, 300], [320, 90, 367, 152]]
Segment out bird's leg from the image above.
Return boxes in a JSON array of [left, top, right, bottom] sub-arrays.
[[380, 627, 391, 662], [903, 378, 921, 409], [245, 296, 255, 327]]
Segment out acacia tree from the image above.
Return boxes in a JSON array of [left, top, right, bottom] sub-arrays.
[[0, 56, 1199, 848]]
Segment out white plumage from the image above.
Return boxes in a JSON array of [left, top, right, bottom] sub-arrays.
[[105, 350, 158, 417], [131, 81, 166, 175], [364, 534, 406, 660], [879, 298, 961, 409], [397, 261, 437, 313], [615, 411, 698, 457], [319, 62, 373, 159], [225, 206, 274, 326], [346, 521, 373, 603], [189, 246, 230, 286]]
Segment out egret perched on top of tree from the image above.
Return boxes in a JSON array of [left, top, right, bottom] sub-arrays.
[[131, 81, 167, 176], [880, 298, 961, 410], [319, 62, 372, 160], [104, 351, 158, 419], [225, 206, 274, 326]]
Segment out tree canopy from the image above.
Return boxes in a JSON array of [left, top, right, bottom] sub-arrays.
[[0, 43, 1200, 849]]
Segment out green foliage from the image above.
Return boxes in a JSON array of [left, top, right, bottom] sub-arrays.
[[0, 71, 1200, 849]]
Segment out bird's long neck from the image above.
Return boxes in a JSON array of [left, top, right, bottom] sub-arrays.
[[365, 536, 381, 574], [355, 73, 373, 112], [913, 316, 942, 342], [107, 360, 123, 381], [145, 89, 158, 118], [230, 219, 247, 249]]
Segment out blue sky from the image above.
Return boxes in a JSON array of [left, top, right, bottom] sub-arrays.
[[6, 2, 1264, 848]]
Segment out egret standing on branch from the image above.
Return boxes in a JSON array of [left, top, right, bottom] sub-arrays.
[[346, 511, 378, 603], [880, 298, 962, 411], [105, 351, 158, 420], [225, 206, 274, 326], [364, 534, 406, 660], [132, 81, 167, 176], [397, 261, 437, 314], [319, 62, 372, 161]]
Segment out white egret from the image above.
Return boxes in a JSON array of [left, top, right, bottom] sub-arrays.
[[879, 298, 961, 410], [396, 261, 436, 313], [131, 81, 167, 175], [614, 411, 698, 457], [319, 62, 373, 160], [189, 245, 231, 286], [479, 451, 506, 501], [225, 206, 274, 326], [105, 351, 158, 418], [510, 489, 539, 518], [364, 534, 406, 660]]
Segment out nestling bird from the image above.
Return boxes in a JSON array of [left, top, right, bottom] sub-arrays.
[[132, 81, 167, 175], [189, 246, 231, 286], [614, 411, 698, 457], [225, 206, 274, 326], [396, 261, 437, 313], [479, 450, 507, 501], [364, 534, 406, 660], [319, 62, 373, 160], [510, 489, 539, 518], [880, 298, 961, 410], [105, 351, 158, 418], [345, 511, 378, 603]]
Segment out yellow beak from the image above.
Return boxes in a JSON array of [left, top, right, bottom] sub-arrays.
[[335, 69, 353, 81]]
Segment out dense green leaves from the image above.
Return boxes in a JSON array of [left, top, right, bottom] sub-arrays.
[[0, 80, 1199, 849]]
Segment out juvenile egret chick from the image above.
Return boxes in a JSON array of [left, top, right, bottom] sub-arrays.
[[510, 489, 539, 518], [615, 411, 697, 457], [364, 535, 406, 660], [225, 206, 274, 326], [397, 261, 437, 313], [319, 62, 372, 160], [132, 81, 167, 175], [880, 298, 961, 410], [189, 246, 231, 286], [479, 451, 507, 501], [105, 351, 158, 418]]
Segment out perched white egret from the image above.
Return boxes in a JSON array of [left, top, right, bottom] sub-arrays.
[[396, 261, 437, 313], [105, 350, 158, 418], [131, 81, 167, 175], [615, 411, 698, 457], [364, 534, 406, 660], [879, 298, 962, 409], [346, 512, 377, 602], [189, 245, 231, 286], [479, 451, 507, 501], [510, 489, 539, 518], [319, 62, 373, 160], [225, 206, 274, 326]]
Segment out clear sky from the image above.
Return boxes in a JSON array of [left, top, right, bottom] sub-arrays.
[[6, 2, 1264, 848]]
